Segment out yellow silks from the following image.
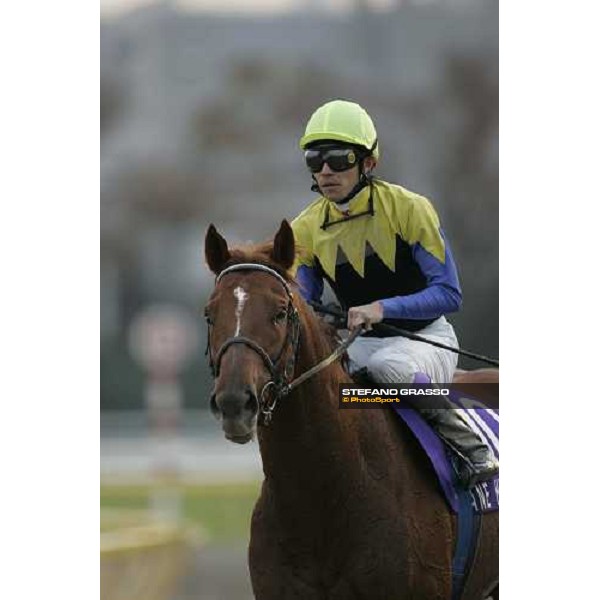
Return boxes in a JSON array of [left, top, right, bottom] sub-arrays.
[[291, 180, 445, 281]]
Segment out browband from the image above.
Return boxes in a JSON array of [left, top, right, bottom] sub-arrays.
[[216, 263, 293, 298]]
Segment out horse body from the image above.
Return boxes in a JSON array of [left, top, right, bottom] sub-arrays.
[[250, 319, 455, 599], [204, 221, 498, 600], [249, 306, 499, 600]]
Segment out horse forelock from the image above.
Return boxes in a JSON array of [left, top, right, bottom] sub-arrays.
[[226, 242, 293, 282]]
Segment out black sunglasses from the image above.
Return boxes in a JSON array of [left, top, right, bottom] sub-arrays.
[[304, 147, 359, 173]]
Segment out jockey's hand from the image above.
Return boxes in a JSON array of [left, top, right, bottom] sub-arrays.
[[347, 302, 384, 332]]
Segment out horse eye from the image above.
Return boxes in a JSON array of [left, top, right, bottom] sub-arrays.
[[204, 308, 214, 325], [273, 309, 287, 324]]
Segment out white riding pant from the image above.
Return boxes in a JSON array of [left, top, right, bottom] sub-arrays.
[[347, 316, 459, 384]]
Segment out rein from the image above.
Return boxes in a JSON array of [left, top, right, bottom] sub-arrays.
[[206, 263, 351, 425], [309, 301, 500, 367]]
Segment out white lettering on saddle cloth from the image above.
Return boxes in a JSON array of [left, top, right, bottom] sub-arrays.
[[233, 286, 248, 336], [469, 479, 499, 512]]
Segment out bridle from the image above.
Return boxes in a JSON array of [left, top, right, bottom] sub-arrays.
[[205, 262, 360, 425], [206, 263, 301, 425]]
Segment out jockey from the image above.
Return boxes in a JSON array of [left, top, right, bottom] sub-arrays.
[[290, 99, 498, 487]]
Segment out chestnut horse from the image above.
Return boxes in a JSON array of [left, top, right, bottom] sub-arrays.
[[204, 221, 498, 600]]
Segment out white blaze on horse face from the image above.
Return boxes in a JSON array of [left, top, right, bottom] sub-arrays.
[[233, 286, 248, 336]]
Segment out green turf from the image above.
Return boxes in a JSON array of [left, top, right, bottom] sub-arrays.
[[100, 481, 262, 543]]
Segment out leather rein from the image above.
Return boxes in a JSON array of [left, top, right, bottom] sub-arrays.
[[206, 263, 358, 425]]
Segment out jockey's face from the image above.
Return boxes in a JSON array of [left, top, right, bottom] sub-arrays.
[[313, 155, 376, 203]]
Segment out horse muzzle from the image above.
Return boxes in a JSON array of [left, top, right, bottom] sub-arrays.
[[210, 386, 259, 443]]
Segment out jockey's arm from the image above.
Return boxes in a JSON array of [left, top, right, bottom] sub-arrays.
[[291, 213, 325, 304], [295, 264, 324, 303], [379, 232, 462, 320]]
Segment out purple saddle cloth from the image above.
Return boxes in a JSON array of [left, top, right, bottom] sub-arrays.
[[394, 393, 499, 514]]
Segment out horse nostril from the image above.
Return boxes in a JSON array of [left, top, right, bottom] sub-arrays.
[[244, 389, 258, 414], [209, 392, 220, 417], [210, 388, 258, 420]]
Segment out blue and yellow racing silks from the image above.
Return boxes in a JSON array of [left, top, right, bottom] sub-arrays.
[[291, 179, 462, 333]]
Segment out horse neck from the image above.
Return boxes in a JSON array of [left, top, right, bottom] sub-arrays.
[[252, 301, 441, 547], [257, 313, 374, 495]]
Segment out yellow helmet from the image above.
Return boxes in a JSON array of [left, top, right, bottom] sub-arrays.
[[299, 100, 379, 159]]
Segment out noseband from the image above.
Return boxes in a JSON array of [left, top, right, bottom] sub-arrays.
[[206, 263, 301, 425]]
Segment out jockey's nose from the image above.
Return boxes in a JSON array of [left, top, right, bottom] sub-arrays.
[[319, 162, 334, 175]]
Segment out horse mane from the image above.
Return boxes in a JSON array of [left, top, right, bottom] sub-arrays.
[[225, 241, 342, 358]]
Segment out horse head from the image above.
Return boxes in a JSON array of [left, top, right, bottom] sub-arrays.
[[204, 220, 298, 443]]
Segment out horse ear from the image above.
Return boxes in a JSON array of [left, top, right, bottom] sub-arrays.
[[205, 224, 231, 274], [272, 220, 295, 271]]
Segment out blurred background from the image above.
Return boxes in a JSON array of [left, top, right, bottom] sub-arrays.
[[100, 1, 498, 598]]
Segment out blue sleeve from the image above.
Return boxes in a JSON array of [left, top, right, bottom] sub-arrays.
[[380, 229, 462, 320], [295, 264, 324, 303]]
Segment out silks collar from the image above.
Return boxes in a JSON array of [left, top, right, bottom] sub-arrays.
[[321, 183, 374, 230]]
